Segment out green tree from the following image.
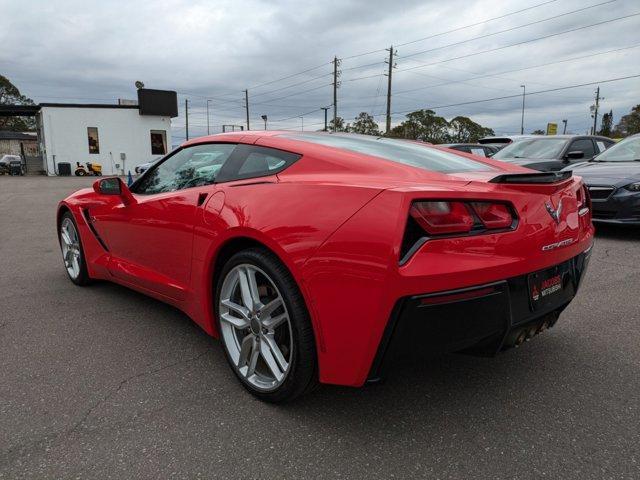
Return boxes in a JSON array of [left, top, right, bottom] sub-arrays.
[[0, 75, 36, 131], [598, 110, 613, 137], [448, 115, 494, 142], [389, 109, 449, 143], [613, 105, 640, 137], [348, 112, 381, 136], [531, 129, 545, 135], [328, 116, 347, 132]]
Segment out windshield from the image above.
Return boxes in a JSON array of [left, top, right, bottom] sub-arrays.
[[493, 138, 568, 160], [593, 136, 640, 162], [280, 133, 493, 173]]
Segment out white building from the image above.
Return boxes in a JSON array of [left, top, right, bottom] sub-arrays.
[[37, 103, 172, 176]]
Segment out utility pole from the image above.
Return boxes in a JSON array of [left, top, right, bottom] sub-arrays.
[[244, 89, 250, 131], [385, 46, 396, 135], [321, 107, 329, 131], [562, 119, 568, 134], [185, 99, 189, 141], [206, 100, 211, 135], [520, 85, 526, 135], [591, 87, 601, 134], [332, 56, 341, 132]]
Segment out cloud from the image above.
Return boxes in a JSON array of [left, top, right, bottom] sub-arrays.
[[1, 0, 638, 139]]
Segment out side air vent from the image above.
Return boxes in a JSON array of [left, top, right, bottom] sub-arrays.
[[82, 209, 109, 251]]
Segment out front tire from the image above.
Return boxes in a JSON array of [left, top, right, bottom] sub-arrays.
[[215, 248, 317, 402], [59, 212, 91, 286]]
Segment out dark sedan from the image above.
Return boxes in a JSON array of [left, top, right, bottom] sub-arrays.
[[492, 135, 615, 172], [565, 134, 640, 225]]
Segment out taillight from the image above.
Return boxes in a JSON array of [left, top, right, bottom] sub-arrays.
[[577, 184, 591, 215], [409, 200, 516, 236], [409, 201, 474, 235], [469, 202, 513, 229], [400, 200, 517, 264]]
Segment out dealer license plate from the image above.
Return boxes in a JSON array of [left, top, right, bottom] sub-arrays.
[[527, 261, 573, 312]]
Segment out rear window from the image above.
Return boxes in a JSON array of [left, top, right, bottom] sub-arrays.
[[280, 133, 493, 173], [493, 138, 568, 160]]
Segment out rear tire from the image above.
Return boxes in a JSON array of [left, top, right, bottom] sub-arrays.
[[215, 248, 318, 403]]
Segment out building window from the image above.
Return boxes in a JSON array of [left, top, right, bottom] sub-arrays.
[[150, 130, 167, 155], [87, 127, 100, 154]]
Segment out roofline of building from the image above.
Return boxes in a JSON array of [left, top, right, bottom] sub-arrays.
[[39, 103, 139, 109]]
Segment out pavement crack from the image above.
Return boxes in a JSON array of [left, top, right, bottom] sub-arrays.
[[68, 351, 209, 434]]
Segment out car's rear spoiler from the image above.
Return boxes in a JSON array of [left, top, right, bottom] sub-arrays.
[[489, 171, 572, 184]]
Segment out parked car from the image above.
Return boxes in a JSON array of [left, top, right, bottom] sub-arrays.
[[564, 134, 640, 225], [478, 135, 535, 151], [0, 154, 22, 175], [439, 143, 499, 157], [134, 157, 162, 175], [491, 135, 615, 171], [57, 132, 593, 402]]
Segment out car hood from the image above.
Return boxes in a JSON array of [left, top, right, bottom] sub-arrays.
[[570, 161, 640, 186]]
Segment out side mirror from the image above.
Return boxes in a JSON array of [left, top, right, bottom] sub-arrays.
[[93, 177, 137, 204], [94, 177, 121, 195], [565, 150, 584, 160]]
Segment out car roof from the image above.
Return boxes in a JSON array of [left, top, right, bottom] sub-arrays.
[[180, 131, 531, 186]]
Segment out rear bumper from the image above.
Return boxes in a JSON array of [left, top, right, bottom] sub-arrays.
[[367, 248, 591, 382]]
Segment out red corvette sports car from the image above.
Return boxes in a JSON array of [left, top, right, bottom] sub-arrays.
[[57, 132, 593, 402]]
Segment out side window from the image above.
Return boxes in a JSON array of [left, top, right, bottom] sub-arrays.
[[568, 139, 595, 160], [230, 145, 301, 181], [134, 143, 236, 194]]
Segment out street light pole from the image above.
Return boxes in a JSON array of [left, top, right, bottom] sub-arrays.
[[520, 85, 526, 135], [206, 99, 211, 135], [185, 99, 189, 141], [321, 107, 329, 131], [562, 119, 568, 134]]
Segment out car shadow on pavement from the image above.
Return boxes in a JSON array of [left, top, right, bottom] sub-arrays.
[[80, 277, 635, 445]]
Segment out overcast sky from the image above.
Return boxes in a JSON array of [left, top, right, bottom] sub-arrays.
[[1, 0, 639, 142]]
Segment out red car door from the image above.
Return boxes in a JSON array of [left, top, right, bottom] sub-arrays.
[[90, 143, 238, 300]]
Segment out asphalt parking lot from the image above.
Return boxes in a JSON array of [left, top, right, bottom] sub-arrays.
[[1, 176, 639, 479]]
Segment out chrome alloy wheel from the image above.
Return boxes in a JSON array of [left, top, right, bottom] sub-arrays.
[[60, 217, 81, 280], [219, 264, 293, 391]]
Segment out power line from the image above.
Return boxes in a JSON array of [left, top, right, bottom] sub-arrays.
[[395, 12, 640, 75], [271, 108, 324, 123], [340, 0, 560, 62], [249, 72, 332, 99], [384, 74, 640, 117], [399, 0, 617, 61], [247, 62, 331, 90], [396, 0, 560, 48], [250, 83, 333, 105], [379, 43, 640, 98]]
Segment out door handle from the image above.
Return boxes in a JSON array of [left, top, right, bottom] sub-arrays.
[[197, 192, 208, 206]]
